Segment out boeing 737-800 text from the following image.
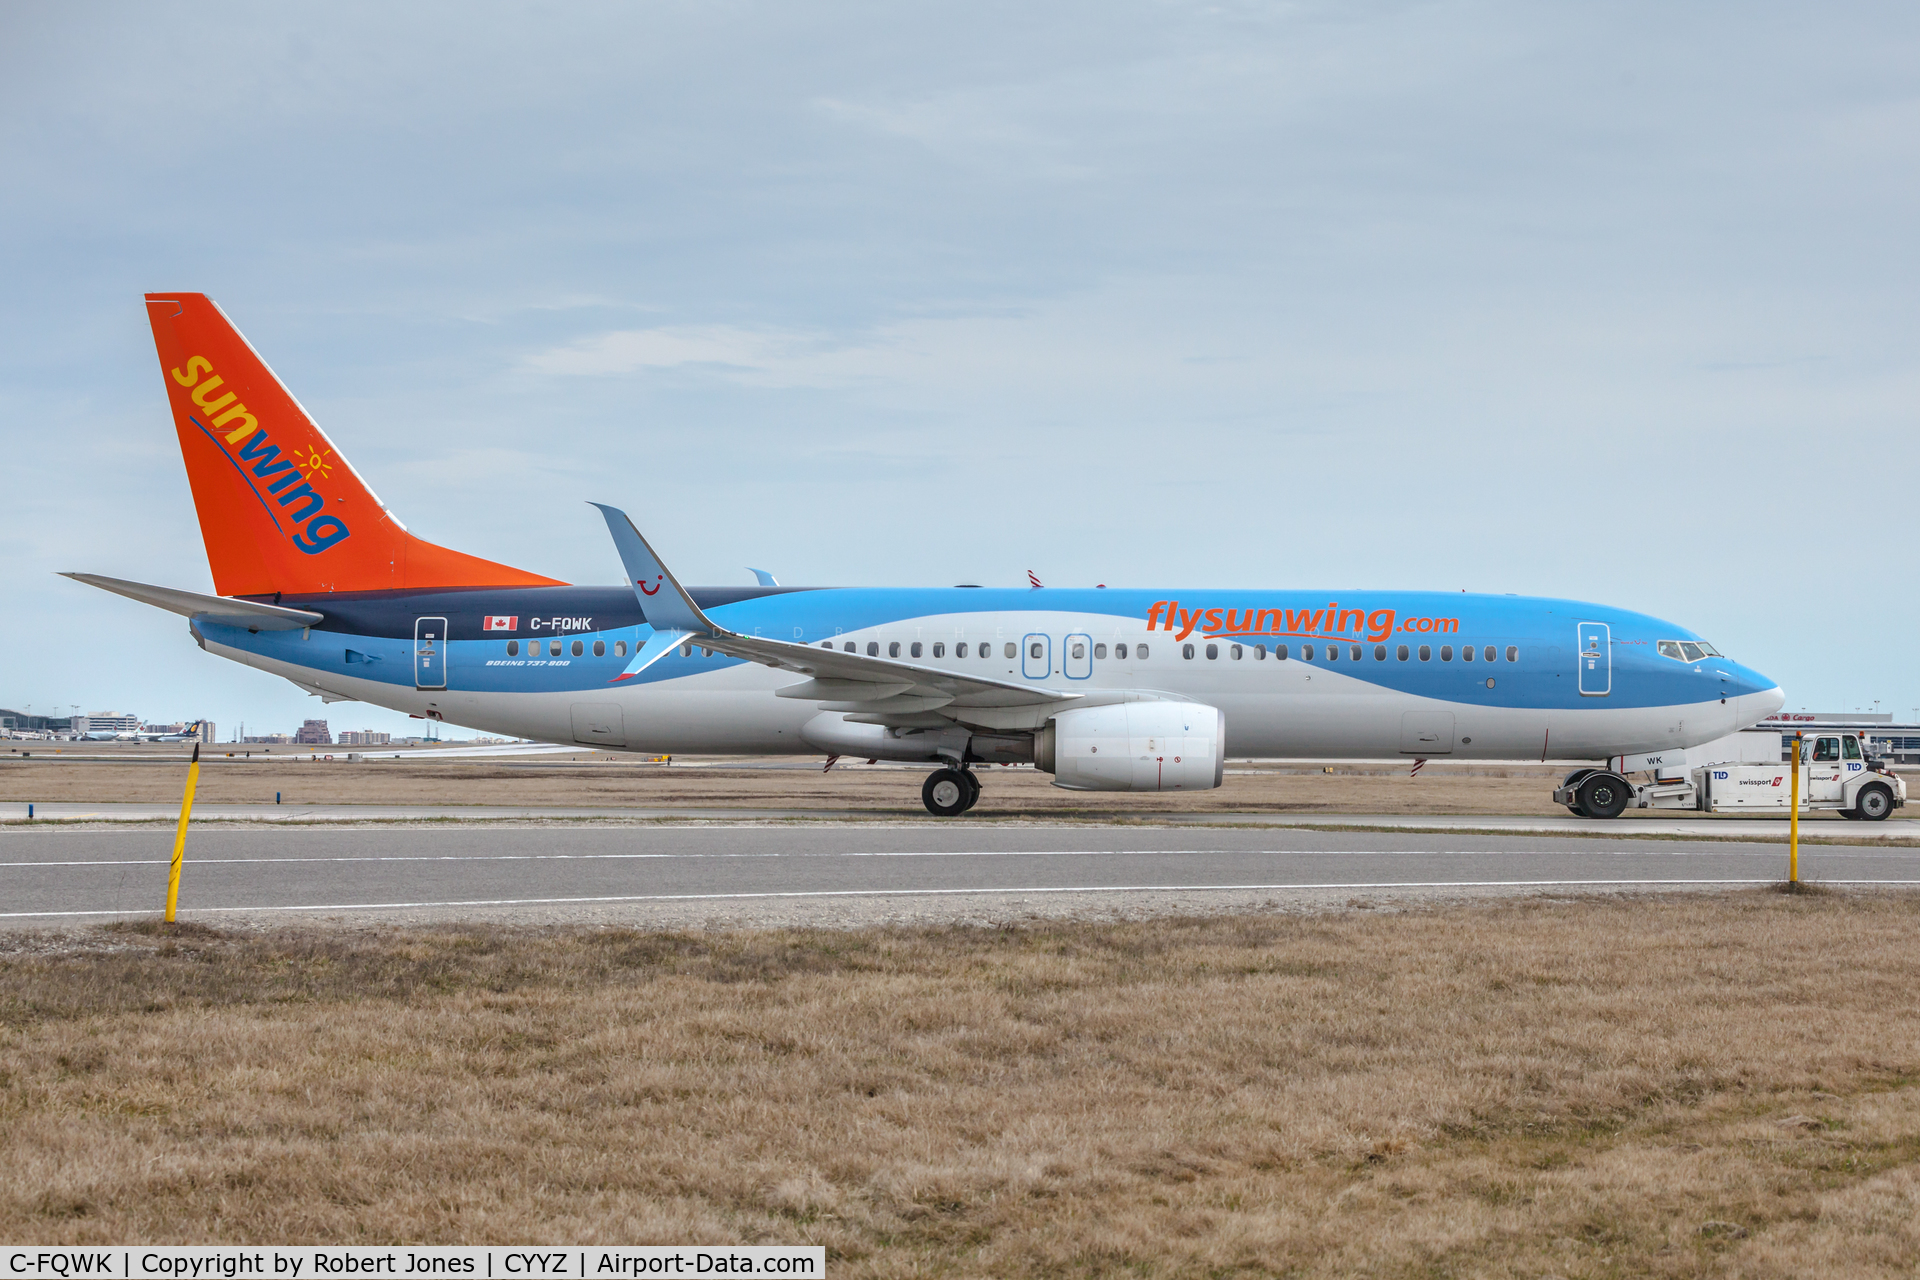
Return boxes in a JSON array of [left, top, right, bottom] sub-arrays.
[[67, 294, 1785, 816]]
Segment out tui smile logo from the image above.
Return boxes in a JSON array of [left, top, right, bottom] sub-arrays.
[[637, 575, 663, 596], [171, 355, 351, 555]]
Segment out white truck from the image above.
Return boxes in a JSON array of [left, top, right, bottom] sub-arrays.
[[1553, 730, 1907, 821]]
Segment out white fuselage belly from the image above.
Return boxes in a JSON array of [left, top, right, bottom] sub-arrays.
[[212, 637, 1753, 762]]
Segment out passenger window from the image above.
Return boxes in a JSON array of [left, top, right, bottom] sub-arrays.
[[1072, 643, 1086, 660], [1005, 643, 1016, 659], [1275, 644, 1288, 661], [1230, 644, 1242, 660], [1844, 736, 1862, 760], [1462, 645, 1474, 662], [910, 642, 922, 658], [1205, 643, 1218, 659], [567, 640, 580, 656], [1506, 646, 1518, 662], [551, 641, 563, 656], [681, 644, 693, 657], [867, 642, 879, 656], [1350, 644, 1361, 661], [1397, 644, 1408, 661], [593, 640, 605, 657], [820, 640, 832, 649], [1136, 643, 1149, 659], [841, 641, 853, 653], [702, 648, 712, 658], [1419, 645, 1431, 661], [1183, 643, 1196, 659], [956, 642, 968, 658], [615, 640, 627, 657], [1813, 737, 1841, 762], [1254, 644, 1266, 659], [889, 641, 900, 658], [932, 642, 944, 657], [1374, 644, 1386, 661], [1115, 643, 1128, 659], [1441, 645, 1453, 661], [1680, 642, 1705, 661], [1093, 643, 1106, 659], [1302, 644, 1315, 660], [507, 640, 519, 656], [1326, 644, 1338, 661], [1483, 646, 1494, 662], [1030, 642, 1044, 659]]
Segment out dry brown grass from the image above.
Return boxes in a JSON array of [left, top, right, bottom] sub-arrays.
[[4, 896, 1920, 1276], [11, 752, 1917, 829]]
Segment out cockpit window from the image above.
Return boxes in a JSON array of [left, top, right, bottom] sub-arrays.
[[1660, 639, 1722, 662], [1658, 641, 1685, 660], [1679, 642, 1705, 661]]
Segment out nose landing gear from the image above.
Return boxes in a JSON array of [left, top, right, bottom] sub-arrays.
[[922, 766, 980, 816]]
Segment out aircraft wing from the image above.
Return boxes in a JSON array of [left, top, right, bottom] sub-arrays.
[[62, 572, 324, 631], [592, 503, 1080, 716]]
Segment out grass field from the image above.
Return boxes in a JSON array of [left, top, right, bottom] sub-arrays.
[[4, 894, 1919, 1275]]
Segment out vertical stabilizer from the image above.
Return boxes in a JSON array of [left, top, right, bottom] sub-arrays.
[[145, 293, 562, 597]]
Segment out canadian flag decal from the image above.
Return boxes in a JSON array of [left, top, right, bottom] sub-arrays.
[[483, 616, 518, 632]]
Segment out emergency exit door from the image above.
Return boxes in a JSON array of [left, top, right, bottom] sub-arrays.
[[1577, 622, 1610, 696], [415, 616, 448, 690]]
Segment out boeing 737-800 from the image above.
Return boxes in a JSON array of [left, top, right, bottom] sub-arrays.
[[67, 294, 1786, 816]]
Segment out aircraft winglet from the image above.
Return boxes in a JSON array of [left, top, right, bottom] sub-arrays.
[[748, 567, 779, 587], [591, 503, 715, 635]]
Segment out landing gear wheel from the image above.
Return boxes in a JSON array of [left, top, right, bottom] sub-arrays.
[[1856, 784, 1894, 822], [923, 768, 970, 817], [1576, 774, 1630, 820], [959, 769, 981, 812]]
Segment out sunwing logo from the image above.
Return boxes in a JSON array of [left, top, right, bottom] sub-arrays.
[[171, 355, 351, 555], [1145, 601, 1460, 643]]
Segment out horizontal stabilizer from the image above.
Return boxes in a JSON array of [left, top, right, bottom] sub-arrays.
[[62, 573, 323, 631]]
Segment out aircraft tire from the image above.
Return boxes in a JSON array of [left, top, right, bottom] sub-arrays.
[[923, 768, 971, 817], [959, 770, 981, 812], [1856, 784, 1894, 822], [1576, 773, 1630, 820]]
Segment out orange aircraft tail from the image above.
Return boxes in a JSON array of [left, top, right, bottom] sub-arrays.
[[146, 293, 563, 598]]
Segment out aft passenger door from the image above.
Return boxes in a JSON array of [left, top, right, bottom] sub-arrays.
[[414, 616, 448, 690], [1577, 622, 1610, 696]]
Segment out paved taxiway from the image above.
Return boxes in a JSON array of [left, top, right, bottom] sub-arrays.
[[4, 825, 1917, 928]]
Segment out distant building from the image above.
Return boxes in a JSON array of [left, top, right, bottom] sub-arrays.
[[196, 721, 216, 744], [294, 719, 332, 745], [244, 734, 293, 745], [84, 712, 141, 735], [337, 730, 391, 745]]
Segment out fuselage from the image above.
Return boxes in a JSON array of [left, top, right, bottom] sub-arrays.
[[192, 584, 1784, 761]]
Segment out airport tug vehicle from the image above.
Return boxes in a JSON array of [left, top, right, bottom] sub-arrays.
[[1554, 731, 1907, 821]]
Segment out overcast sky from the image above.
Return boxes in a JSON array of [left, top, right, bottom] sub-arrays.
[[3, 1, 1916, 737]]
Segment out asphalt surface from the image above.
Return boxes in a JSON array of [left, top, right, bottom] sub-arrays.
[[9, 801, 1917, 841], [4, 824, 1917, 928]]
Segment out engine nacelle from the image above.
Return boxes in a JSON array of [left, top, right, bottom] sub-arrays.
[[1035, 701, 1225, 792]]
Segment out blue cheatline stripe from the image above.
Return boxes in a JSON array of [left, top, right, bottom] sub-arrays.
[[188, 414, 284, 535]]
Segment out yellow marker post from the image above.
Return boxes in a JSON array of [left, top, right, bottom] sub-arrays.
[[165, 743, 201, 923], [1781, 736, 1797, 886]]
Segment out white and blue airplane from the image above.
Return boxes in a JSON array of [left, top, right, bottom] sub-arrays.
[[68, 294, 1786, 817]]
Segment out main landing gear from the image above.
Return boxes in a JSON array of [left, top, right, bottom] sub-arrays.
[[922, 766, 980, 817]]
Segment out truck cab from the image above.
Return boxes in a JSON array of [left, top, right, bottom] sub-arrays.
[[1692, 731, 1906, 820]]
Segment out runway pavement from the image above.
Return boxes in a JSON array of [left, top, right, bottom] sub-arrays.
[[4, 823, 1917, 929]]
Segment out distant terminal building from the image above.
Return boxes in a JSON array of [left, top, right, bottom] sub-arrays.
[[243, 734, 293, 745], [294, 719, 333, 745], [1761, 713, 1920, 765], [337, 730, 391, 745], [83, 712, 141, 735]]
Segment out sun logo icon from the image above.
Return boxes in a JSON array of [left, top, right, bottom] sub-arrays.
[[294, 445, 334, 482]]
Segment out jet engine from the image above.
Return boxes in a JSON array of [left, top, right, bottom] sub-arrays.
[[1034, 701, 1225, 792]]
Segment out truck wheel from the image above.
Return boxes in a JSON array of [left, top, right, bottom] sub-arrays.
[[1856, 784, 1894, 822], [923, 769, 970, 817], [1576, 774, 1630, 819], [1838, 807, 1861, 820]]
